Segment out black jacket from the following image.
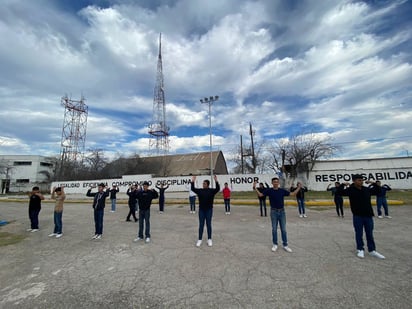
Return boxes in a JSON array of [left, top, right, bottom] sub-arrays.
[[136, 189, 159, 210], [191, 182, 220, 210], [87, 189, 110, 210], [338, 184, 374, 217]]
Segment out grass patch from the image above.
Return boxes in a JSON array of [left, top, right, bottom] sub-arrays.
[[0, 231, 26, 247]]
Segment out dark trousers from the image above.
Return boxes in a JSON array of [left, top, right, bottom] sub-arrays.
[[376, 197, 389, 216], [29, 209, 40, 229], [189, 196, 196, 211], [159, 197, 165, 212], [126, 204, 138, 221], [138, 208, 151, 238], [94, 209, 104, 235], [353, 215, 375, 252], [53, 211, 63, 234], [198, 208, 213, 240], [259, 199, 267, 216], [224, 199, 230, 212], [334, 196, 344, 216]]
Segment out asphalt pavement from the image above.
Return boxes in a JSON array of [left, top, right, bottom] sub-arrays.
[[0, 200, 411, 309]]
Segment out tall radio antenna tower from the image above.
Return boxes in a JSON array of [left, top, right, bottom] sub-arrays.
[[148, 33, 169, 155], [60, 95, 88, 163]]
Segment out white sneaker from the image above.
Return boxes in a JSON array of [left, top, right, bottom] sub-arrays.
[[26, 228, 33, 232], [369, 251, 385, 259], [303, 214, 307, 218], [91, 234, 98, 240], [133, 237, 142, 242], [384, 215, 392, 219], [299, 214, 303, 218], [95, 234, 102, 239], [357, 250, 365, 258], [145, 237, 150, 243], [31, 229, 39, 233], [271, 245, 278, 252], [283, 246, 292, 253], [207, 239, 213, 247], [48, 233, 57, 237], [228, 212, 230, 215], [196, 240, 202, 247], [55, 234, 63, 238], [110, 210, 115, 213], [378, 215, 383, 219]]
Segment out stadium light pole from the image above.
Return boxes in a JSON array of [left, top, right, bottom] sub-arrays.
[[200, 95, 219, 185]]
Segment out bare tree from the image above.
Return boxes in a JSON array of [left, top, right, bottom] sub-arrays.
[[230, 138, 268, 174], [83, 148, 107, 179], [267, 132, 340, 181]]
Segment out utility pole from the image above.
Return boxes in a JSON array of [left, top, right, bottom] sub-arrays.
[[200, 95, 219, 184], [249, 122, 256, 173], [240, 135, 244, 174]]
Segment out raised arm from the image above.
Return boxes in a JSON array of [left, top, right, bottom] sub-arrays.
[[289, 183, 301, 196], [51, 186, 56, 199], [253, 181, 264, 197]]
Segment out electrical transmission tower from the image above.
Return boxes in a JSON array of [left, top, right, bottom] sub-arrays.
[[60, 95, 88, 163], [148, 33, 169, 155]]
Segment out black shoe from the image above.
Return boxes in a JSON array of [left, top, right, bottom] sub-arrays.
[[134, 219, 138, 222], [126, 219, 131, 222]]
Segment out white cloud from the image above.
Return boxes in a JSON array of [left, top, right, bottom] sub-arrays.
[[0, 0, 411, 164]]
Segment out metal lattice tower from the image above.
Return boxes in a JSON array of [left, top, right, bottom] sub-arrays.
[[148, 33, 169, 155], [60, 95, 88, 163]]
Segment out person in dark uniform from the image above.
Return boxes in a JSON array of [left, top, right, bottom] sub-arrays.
[[27, 186, 44, 232], [86, 183, 110, 240]]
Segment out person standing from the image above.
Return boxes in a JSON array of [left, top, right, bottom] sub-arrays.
[[86, 183, 109, 240], [27, 186, 45, 232], [108, 185, 119, 212], [290, 182, 308, 218], [338, 174, 385, 259], [367, 180, 392, 219], [134, 181, 158, 243], [222, 182, 231, 215], [49, 186, 66, 238], [126, 185, 138, 222], [254, 178, 300, 253], [191, 175, 220, 247], [327, 182, 344, 218], [255, 182, 269, 217], [186, 183, 197, 214], [155, 183, 169, 213]]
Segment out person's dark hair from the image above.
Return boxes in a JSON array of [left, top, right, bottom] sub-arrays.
[[54, 187, 62, 192], [204, 179, 210, 186], [32, 186, 40, 191], [335, 182, 340, 185], [271, 177, 279, 182]]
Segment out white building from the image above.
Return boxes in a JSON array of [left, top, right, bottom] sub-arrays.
[[0, 155, 55, 193]]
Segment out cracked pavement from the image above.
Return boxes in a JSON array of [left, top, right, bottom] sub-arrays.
[[0, 201, 411, 308]]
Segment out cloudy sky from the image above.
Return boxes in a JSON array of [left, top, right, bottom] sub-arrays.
[[1, 0, 411, 168]]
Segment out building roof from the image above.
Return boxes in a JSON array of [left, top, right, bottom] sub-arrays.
[[139, 151, 228, 176]]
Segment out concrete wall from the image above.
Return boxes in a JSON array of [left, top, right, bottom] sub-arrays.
[[50, 157, 412, 193], [308, 157, 412, 190]]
